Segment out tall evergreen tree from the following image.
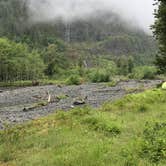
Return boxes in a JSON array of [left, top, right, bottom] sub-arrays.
[[153, 0, 166, 73]]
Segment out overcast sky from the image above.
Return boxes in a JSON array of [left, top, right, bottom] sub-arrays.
[[27, 0, 155, 33]]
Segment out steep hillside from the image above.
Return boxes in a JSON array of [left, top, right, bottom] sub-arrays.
[[0, 0, 156, 56]]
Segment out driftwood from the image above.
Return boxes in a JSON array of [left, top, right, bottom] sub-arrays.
[[47, 91, 51, 103], [23, 91, 51, 112], [22, 102, 48, 112]]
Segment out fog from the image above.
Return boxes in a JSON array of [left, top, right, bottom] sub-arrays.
[[26, 0, 155, 33]]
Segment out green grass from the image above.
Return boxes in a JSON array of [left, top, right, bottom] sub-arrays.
[[0, 74, 130, 88], [0, 89, 166, 166], [0, 80, 66, 88]]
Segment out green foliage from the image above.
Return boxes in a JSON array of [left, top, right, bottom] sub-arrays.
[[153, 0, 166, 73], [66, 75, 82, 85], [100, 35, 156, 55], [140, 122, 166, 163], [0, 0, 158, 83], [116, 55, 135, 75], [0, 125, 26, 162], [0, 0, 156, 48], [102, 89, 166, 112], [137, 104, 149, 113], [120, 149, 139, 166], [71, 107, 92, 116], [130, 66, 157, 79], [0, 38, 45, 82], [82, 115, 121, 136], [88, 69, 111, 83], [0, 147, 14, 162], [42, 44, 69, 77], [107, 80, 119, 87], [95, 59, 118, 75], [84, 59, 118, 83]]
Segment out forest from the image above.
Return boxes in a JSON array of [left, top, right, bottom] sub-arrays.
[[0, 0, 158, 84]]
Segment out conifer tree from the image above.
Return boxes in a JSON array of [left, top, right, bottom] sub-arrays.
[[153, 0, 166, 73]]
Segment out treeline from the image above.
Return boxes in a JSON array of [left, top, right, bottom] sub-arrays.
[[0, 38, 44, 82], [0, 37, 72, 82], [99, 35, 156, 55], [0, 37, 157, 83]]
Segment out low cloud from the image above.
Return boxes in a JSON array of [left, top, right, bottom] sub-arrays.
[[25, 0, 155, 33]]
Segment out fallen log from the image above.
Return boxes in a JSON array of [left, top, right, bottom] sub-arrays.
[[23, 101, 48, 112]]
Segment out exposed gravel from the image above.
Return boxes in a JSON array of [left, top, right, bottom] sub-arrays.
[[0, 80, 162, 129]]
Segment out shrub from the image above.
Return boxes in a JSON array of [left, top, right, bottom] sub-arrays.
[[121, 149, 138, 166], [140, 122, 166, 163], [88, 69, 110, 83], [66, 75, 82, 85], [130, 66, 157, 79]]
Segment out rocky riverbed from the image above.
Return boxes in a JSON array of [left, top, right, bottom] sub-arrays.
[[0, 80, 162, 129]]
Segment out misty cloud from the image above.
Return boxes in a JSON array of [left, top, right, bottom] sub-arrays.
[[25, 0, 155, 32]]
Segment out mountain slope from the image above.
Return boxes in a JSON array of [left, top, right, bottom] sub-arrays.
[[0, 0, 156, 56]]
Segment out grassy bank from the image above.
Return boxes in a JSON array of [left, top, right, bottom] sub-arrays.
[[0, 89, 166, 166], [0, 80, 66, 88]]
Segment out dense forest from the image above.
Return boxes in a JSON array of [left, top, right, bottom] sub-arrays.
[[0, 0, 158, 83]]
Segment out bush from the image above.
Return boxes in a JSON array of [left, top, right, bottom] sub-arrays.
[[140, 122, 166, 163], [88, 69, 110, 83], [66, 75, 82, 85], [130, 66, 157, 79]]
